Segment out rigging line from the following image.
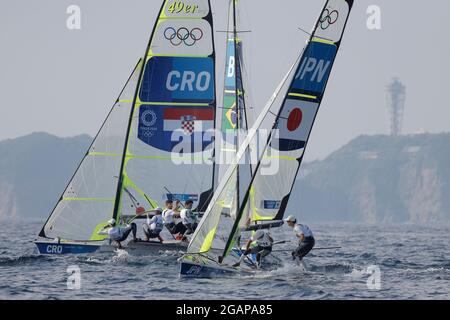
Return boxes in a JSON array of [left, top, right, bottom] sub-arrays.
[[297, 27, 312, 36], [268, 110, 283, 118]]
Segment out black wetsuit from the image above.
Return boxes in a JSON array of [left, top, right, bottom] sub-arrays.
[[117, 223, 137, 242], [165, 222, 186, 235], [293, 236, 315, 260]]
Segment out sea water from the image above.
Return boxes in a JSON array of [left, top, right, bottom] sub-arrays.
[[0, 220, 449, 300]]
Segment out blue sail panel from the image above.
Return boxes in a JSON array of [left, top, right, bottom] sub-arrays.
[[291, 41, 337, 97], [139, 56, 215, 103]]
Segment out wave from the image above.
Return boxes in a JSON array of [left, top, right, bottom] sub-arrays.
[[0, 254, 50, 266], [401, 267, 450, 274], [308, 262, 354, 274]]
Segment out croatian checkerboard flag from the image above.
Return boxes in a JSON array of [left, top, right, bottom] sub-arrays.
[[163, 108, 214, 135]]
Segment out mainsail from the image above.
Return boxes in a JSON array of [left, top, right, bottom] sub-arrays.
[[217, 0, 251, 216], [112, 0, 217, 224], [39, 60, 142, 241], [39, 0, 218, 243], [185, 0, 354, 265], [248, 0, 353, 224]]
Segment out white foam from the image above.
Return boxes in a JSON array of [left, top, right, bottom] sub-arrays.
[[111, 248, 129, 263]]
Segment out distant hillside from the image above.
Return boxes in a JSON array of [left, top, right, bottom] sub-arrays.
[[1, 132, 450, 223], [0, 132, 92, 220], [292, 133, 450, 223]]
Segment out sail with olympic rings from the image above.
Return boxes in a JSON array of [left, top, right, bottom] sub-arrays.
[[112, 0, 218, 224], [246, 0, 354, 226], [181, 0, 354, 275], [35, 1, 217, 254]]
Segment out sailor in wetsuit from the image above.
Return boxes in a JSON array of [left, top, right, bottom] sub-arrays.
[[284, 215, 315, 261], [97, 218, 138, 249], [233, 229, 274, 268]]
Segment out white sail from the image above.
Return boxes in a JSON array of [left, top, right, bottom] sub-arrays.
[[187, 54, 300, 256], [249, 0, 353, 223], [186, 0, 354, 264], [39, 60, 142, 241]]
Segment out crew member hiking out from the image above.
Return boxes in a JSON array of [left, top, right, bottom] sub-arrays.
[[233, 229, 274, 268], [284, 215, 315, 261], [162, 200, 186, 239], [97, 218, 138, 249], [142, 207, 164, 243], [180, 200, 198, 236]]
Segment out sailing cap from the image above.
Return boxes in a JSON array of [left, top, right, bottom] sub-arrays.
[[284, 215, 297, 223], [154, 207, 163, 212], [108, 218, 116, 225]]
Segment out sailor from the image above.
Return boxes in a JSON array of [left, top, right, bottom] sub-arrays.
[[284, 215, 315, 261], [233, 229, 274, 268], [142, 207, 164, 243], [97, 218, 138, 249], [163, 200, 186, 238], [180, 200, 198, 236]]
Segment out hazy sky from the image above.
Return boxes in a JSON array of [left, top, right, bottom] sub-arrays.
[[1, 0, 449, 161]]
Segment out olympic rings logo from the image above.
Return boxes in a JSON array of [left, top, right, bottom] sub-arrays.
[[141, 109, 157, 127], [163, 27, 204, 46], [319, 9, 339, 30]]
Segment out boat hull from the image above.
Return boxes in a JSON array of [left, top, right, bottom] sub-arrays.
[[35, 239, 187, 255], [34, 241, 101, 255], [179, 260, 240, 278], [99, 240, 188, 254]]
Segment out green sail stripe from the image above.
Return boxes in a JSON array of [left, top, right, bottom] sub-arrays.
[[126, 154, 206, 161], [62, 198, 115, 202], [88, 152, 122, 157]]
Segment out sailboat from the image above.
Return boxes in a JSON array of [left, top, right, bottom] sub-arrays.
[[180, 0, 354, 277], [35, 0, 218, 255]]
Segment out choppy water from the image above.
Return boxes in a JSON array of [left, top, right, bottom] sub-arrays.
[[0, 220, 449, 300]]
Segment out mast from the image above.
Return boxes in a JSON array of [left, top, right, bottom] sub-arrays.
[[232, 0, 241, 229], [111, 2, 166, 222]]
